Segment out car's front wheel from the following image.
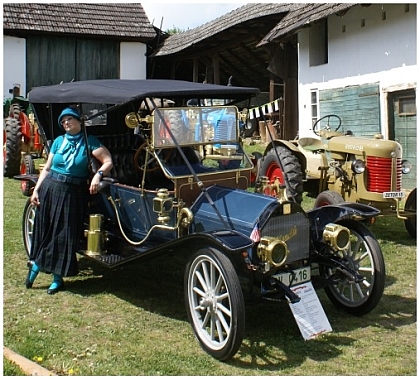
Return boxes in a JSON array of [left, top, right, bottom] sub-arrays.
[[323, 220, 385, 316], [184, 247, 245, 361]]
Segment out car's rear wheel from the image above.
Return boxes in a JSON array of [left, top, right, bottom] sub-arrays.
[[185, 247, 245, 361], [323, 220, 385, 316], [22, 198, 36, 258]]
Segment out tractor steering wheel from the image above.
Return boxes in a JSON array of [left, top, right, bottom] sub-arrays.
[[312, 114, 342, 136]]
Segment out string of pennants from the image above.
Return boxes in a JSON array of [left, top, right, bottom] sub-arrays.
[[248, 98, 282, 120]]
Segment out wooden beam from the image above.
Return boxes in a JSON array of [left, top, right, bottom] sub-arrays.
[[193, 58, 198, 82], [212, 52, 220, 84]]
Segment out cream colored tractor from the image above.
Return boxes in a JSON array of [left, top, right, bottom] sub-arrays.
[[258, 114, 416, 238]]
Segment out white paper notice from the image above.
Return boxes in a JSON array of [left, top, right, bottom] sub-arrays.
[[288, 282, 332, 340]]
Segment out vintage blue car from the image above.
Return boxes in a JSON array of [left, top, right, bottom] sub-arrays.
[[18, 79, 385, 361]]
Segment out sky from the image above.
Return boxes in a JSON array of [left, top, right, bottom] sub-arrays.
[[141, 1, 248, 31]]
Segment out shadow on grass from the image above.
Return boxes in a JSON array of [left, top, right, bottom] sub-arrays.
[[231, 290, 416, 370], [64, 249, 416, 371]]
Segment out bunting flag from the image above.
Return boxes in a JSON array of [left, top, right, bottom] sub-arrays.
[[248, 98, 282, 120]]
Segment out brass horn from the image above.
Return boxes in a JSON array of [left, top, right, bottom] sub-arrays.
[[124, 112, 153, 129]]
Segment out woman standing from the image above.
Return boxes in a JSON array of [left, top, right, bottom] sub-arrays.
[[25, 107, 113, 294]]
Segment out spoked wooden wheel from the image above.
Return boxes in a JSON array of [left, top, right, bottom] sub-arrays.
[[185, 247, 245, 361], [323, 220, 385, 316], [22, 198, 37, 258]]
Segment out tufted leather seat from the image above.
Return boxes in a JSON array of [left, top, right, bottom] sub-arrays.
[[95, 134, 144, 186]]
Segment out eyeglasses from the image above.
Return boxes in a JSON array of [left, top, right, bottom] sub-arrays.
[[61, 117, 74, 125]]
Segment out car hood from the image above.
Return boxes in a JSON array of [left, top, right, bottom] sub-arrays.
[[190, 185, 279, 237]]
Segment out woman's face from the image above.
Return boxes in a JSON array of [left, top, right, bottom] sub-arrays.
[[61, 116, 81, 134]]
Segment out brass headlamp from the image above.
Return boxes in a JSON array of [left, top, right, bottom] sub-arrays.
[[323, 223, 351, 251], [257, 236, 289, 268]]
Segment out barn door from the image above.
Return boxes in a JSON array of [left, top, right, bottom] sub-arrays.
[[388, 89, 417, 191]]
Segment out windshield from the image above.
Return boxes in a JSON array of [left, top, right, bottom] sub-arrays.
[[153, 106, 238, 147]]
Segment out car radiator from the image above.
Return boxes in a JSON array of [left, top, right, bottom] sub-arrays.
[[260, 210, 310, 264]]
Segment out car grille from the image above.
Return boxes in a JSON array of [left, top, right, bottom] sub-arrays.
[[366, 156, 402, 193], [261, 211, 310, 264]]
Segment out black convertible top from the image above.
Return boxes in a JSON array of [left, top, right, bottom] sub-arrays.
[[28, 79, 260, 105]]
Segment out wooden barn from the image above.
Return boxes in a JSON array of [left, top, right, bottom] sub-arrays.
[[150, 3, 417, 189], [3, 3, 156, 98]]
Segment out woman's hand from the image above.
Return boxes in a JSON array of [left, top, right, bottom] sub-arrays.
[[89, 172, 101, 194], [31, 190, 40, 206]]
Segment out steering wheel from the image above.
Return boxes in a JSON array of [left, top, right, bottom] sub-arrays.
[[134, 142, 172, 173], [312, 114, 342, 136]]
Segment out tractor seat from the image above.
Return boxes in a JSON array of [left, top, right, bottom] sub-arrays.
[[297, 137, 326, 152]]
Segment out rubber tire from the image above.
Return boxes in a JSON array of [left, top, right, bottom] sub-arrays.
[[167, 110, 188, 142], [250, 151, 262, 185], [404, 188, 416, 238], [4, 117, 22, 177], [323, 219, 385, 316], [185, 247, 245, 361], [22, 198, 37, 258], [20, 154, 36, 196], [259, 146, 303, 203], [314, 190, 345, 207]]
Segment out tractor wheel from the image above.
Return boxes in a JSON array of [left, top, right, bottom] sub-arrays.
[[4, 117, 22, 177], [250, 151, 262, 185], [314, 190, 345, 207], [404, 188, 416, 238], [20, 155, 36, 196], [9, 103, 21, 120], [167, 110, 188, 142], [259, 146, 303, 203]]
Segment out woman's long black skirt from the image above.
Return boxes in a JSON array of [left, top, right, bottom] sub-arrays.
[[29, 176, 89, 277]]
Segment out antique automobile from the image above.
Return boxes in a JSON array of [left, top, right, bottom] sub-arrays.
[[17, 79, 385, 361]]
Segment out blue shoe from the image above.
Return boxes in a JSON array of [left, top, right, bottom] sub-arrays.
[[25, 261, 39, 289], [47, 275, 64, 295]]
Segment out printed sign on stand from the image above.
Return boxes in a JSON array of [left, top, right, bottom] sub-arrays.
[[288, 282, 332, 340]]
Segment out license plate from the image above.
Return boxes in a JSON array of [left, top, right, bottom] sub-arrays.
[[273, 266, 311, 287], [383, 191, 405, 199]]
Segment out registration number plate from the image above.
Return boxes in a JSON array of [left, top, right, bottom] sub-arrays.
[[273, 266, 311, 287], [383, 191, 405, 199]]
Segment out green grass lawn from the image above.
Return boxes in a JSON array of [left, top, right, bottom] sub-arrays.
[[3, 173, 416, 376]]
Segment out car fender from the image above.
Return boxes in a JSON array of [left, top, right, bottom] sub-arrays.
[[167, 230, 254, 275], [182, 230, 253, 252], [307, 202, 380, 240], [13, 174, 39, 190]]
